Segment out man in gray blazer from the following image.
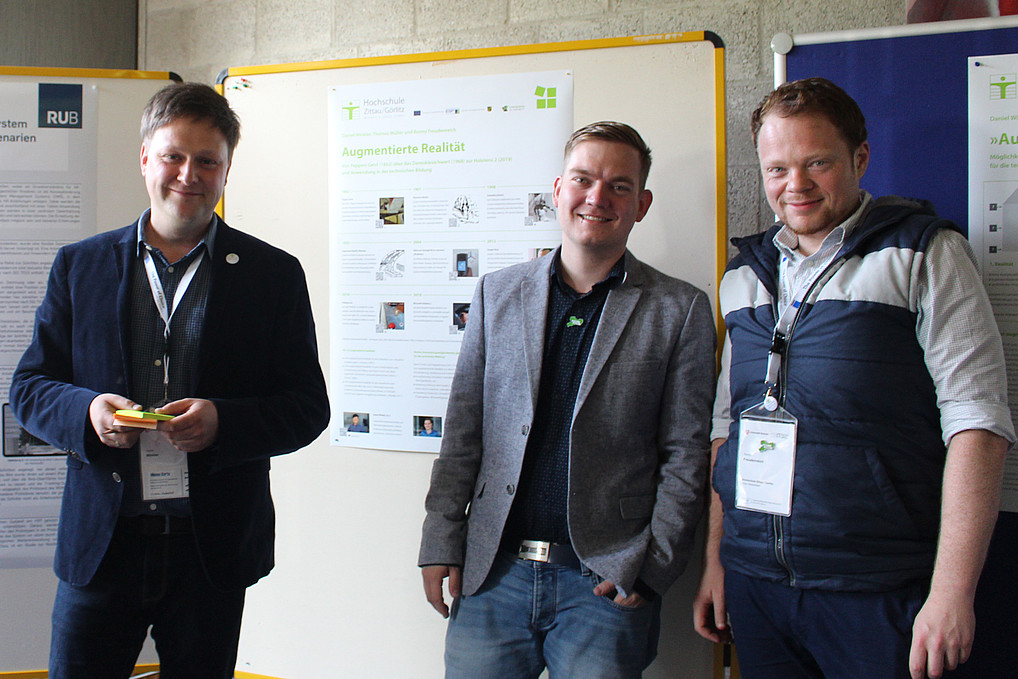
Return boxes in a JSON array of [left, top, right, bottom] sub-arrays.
[[419, 121, 716, 678]]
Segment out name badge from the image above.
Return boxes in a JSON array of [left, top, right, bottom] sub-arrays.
[[139, 431, 189, 500], [736, 403, 797, 516]]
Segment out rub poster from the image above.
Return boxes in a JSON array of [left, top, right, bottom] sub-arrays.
[[0, 81, 98, 566], [327, 71, 572, 452]]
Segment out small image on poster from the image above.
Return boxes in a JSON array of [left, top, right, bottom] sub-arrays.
[[0, 404, 63, 568]]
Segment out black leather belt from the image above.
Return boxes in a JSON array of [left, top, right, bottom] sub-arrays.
[[515, 539, 580, 568], [117, 514, 193, 536]]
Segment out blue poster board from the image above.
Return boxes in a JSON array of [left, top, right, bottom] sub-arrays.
[[783, 19, 1018, 235], [779, 19, 1018, 678]]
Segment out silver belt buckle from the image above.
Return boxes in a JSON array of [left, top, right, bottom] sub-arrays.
[[518, 539, 551, 562]]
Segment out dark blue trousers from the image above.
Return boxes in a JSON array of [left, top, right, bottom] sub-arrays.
[[726, 571, 927, 679], [50, 522, 245, 679]]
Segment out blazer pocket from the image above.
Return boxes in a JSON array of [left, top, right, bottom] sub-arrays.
[[619, 493, 654, 520]]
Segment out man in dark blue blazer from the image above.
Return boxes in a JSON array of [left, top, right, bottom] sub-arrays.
[[9, 83, 329, 679]]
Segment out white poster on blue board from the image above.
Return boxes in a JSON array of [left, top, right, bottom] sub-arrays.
[[327, 71, 573, 452], [0, 81, 98, 567], [969, 54, 1018, 512]]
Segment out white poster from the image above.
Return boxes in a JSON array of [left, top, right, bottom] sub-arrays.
[[969, 55, 1018, 512], [328, 71, 573, 452], [0, 81, 98, 566]]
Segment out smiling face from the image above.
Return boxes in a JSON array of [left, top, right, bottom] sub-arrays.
[[141, 116, 231, 245], [756, 112, 869, 256], [553, 140, 652, 261]]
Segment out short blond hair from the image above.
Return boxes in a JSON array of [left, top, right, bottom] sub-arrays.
[[563, 121, 652, 189]]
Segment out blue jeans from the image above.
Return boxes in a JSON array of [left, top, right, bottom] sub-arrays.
[[50, 523, 245, 679], [725, 570, 927, 679], [445, 552, 661, 679]]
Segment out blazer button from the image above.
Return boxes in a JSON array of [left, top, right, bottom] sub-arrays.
[[112, 472, 122, 483], [506, 484, 515, 495], [521, 425, 529, 436]]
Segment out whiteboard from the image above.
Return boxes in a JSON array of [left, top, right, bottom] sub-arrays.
[[218, 34, 724, 679]]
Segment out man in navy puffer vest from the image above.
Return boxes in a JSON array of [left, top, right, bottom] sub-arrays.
[[693, 77, 1014, 679]]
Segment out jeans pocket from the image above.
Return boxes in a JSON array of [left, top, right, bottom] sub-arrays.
[[587, 571, 648, 612]]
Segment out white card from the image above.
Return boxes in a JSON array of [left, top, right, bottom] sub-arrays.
[[736, 413, 797, 516], [139, 430, 189, 500]]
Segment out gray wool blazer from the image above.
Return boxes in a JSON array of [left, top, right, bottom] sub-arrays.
[[419, 248, 716, 597]]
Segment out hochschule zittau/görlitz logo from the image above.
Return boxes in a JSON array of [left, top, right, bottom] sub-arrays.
[[341, 100, 360, 120], [990, 73, 1018, 101], [341, 96, 406, 121]]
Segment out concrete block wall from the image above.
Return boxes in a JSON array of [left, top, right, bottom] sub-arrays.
[[138, 0, 905, 243], [0, 0, 136, 70]]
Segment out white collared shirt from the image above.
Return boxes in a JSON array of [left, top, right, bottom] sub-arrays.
[[772, 192, 871, 317]]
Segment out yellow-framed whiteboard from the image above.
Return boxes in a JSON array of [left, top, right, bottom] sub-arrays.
[[215, 34, 725, 679]]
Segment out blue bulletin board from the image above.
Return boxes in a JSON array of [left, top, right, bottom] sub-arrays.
[[774, 19, 1018, 679], [775, 16, 1018, 235]]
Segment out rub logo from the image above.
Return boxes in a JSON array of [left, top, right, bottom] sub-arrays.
[[38, 83, 83, 129]]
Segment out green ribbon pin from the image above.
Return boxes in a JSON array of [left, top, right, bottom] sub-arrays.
[[566, 316, 584, 328]]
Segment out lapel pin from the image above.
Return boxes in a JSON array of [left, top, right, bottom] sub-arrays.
[[226, 253, 240, 264]]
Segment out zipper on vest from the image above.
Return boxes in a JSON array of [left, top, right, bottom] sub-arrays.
[[772, 514, 795, 585], [769, 255, 847, 587]]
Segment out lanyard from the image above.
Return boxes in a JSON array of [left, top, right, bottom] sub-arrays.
[[761, 256, 847, 412], [761, 292, 802, 411], [142, 248, 203, 403]]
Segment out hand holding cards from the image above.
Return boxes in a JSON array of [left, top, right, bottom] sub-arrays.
[[114, 409, 175, 430], [113, 410, 188, 499]]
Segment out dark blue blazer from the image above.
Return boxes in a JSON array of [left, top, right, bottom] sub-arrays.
[[10, 217, 329, 589]]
